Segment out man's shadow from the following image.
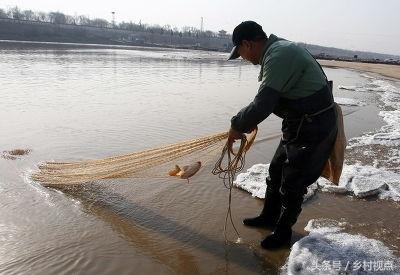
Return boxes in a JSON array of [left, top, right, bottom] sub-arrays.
[[57, 182, 279, 274]]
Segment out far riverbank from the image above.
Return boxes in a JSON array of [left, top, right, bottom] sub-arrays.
[[319, 59, 400, 80]]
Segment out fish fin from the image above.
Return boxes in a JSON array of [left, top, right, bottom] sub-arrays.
[[168, 164, 181, 176]]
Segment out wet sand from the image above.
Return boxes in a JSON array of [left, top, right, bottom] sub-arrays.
[[319, 59, 400, 80]]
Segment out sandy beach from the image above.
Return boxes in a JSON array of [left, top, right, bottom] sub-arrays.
[[319, 59, 400, 80]]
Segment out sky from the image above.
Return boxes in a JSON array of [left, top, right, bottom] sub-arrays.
[[1, 0, 399, 55]]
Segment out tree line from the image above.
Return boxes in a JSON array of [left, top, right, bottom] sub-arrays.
[[0, 6, 229, 39]]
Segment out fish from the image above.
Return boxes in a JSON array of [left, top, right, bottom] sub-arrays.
[[168, 161, 202, 183]]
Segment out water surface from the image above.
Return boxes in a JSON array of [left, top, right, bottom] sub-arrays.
[[1, 42, 394, 274]]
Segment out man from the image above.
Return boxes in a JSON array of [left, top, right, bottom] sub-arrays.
[[227, 21, 337, 250]]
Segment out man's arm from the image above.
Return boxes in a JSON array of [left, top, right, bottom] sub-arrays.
[[231, 86, 280, 133]]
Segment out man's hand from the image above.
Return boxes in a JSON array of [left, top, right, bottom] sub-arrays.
[[227, 127, 245, 152]]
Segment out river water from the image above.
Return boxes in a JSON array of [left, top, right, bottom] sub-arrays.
[[0, 41, 398, 274]]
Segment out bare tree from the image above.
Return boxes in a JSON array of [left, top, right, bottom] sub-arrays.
[[0, 8, 8, 18], [76, 15, 90, 25], [119, 21, 144, 31], [204, 30, 214, 38], [90, 18, 109, 28], [65, 15, 75, 24], [8, 6, 23, 20], [48, 12, 66, 24], [218, 30, 227, 38], [22, 10, 35, 21], [182, 26, 191, 34], [0, 5, 229, 48], [35, 11, 48, 22]]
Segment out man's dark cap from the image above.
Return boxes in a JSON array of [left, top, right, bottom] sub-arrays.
[[228, 21, 267, 60]]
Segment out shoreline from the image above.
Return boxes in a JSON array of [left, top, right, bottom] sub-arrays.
[[319, 59, 400, 80], [2, 39, 400, 73]]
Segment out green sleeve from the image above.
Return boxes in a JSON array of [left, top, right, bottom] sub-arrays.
[[231, 86, 280, 133]]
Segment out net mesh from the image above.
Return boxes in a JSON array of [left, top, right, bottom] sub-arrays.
[[31, 129, 260, 243], [31, 132, 229, 186]]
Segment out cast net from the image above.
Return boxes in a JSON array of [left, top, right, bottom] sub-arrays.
[[31, 129, 260, 243], [31, 130, 258, 187]]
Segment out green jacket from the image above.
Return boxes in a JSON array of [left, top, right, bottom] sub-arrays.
[[258, 34, 326, 99], [231, 34, 329, 133]]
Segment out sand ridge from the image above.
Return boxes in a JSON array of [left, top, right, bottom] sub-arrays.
[[319, 60, 400, 80]]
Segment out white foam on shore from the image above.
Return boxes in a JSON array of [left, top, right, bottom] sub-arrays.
[[234, 163, 400, 202], [234, 76, 400, 202], [336, 77, 400, 201], [349, 79, 400, 147], [234, 164, 269, 199], [233, 164, 318, 201], [369, 80, 400, 110], [338, 85, 357, 91], [349, 110, 400, 147], [360, 73, 376, 79], [281, 219, 400, 274], [337, 85, 370, 93], [318, 164, 400, 201], [334, 97, 366, 106]]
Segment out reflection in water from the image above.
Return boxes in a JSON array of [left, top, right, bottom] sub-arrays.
[[59, 183, 275, 274]]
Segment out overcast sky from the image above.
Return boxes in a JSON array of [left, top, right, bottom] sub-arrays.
[[1, 0, 399, 55]]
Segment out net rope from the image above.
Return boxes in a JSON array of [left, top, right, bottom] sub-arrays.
[[212, 128, 257, 243], [32, 132, 229, 186], [31, 129, 258, 243]]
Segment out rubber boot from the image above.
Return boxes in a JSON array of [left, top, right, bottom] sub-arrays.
[[260, 192, 303, 250], [243, 184, 281, 229]]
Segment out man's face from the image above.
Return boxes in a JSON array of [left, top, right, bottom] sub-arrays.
[[237, 40, 258, 65]]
